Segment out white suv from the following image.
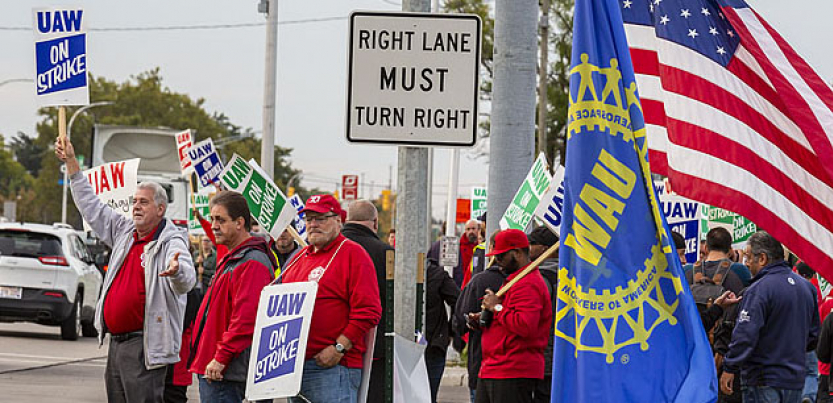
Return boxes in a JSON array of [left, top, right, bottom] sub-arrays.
[[0, 223, 103, 340]]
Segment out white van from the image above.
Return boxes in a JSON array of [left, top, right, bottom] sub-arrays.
[[91, 124, 190, 227]]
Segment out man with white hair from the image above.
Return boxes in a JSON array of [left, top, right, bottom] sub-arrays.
[[56, 138, 196, 403], [281, 195, 381, 403]]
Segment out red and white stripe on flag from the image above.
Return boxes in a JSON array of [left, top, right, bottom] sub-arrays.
[[623, 2, 833, 280]]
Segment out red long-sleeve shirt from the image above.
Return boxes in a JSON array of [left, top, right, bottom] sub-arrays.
[[281, 234, 382, 369], [189, 237, 274, 374], [479, 265, 552, 380]]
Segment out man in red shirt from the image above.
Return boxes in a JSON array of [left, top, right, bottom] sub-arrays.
[[188, 191, 276, 402], [460, 219, 481, 289], [477, 229, 552, 403], [280, 195, 382, 403], [57, 138, 196, 403]]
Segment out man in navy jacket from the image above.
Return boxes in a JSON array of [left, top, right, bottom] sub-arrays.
[[720, 231, 820, 402]]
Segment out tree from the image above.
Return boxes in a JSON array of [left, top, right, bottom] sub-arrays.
[[31, 69, 307, 225], [545, 0, 574, 165], [9, 133, 46, 177], [0, 135, 33, 199], [442, 0, 575, 165]]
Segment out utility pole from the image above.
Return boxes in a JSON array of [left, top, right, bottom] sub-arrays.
[[394, 0, 431, 340], [486, 0, 539, 238], [259, 0, 278, 178], [537, 0, 550, 159]]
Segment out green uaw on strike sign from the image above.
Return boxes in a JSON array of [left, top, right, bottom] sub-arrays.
[[499, 153, 552, 231], [219, 155, 297, 239]]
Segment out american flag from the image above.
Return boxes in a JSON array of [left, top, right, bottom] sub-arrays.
[[620, 0, 833, 278]]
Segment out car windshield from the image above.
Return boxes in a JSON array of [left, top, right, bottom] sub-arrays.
[[0, 230, 64, 259]]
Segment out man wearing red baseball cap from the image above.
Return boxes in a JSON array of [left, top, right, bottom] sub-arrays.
[[279, 194, 382, 403], [474, 229, 552, 403]]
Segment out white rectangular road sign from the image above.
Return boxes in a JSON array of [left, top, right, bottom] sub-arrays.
[[32, 7, 89, 106], [346, 11, 481, 147]]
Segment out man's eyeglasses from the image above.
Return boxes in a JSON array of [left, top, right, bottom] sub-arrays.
[[304, 214, 338, 224]]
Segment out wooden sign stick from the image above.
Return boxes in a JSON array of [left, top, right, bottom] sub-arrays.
[[287, 225, 308, 248]]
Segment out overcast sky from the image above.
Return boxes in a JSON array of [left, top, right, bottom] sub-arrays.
[[1, 0, 830, 219]]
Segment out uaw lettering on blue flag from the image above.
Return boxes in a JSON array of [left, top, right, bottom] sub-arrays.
[[553, 1, 717, 402], [246, 282, 317, 401], [32, 8, 89, 106]]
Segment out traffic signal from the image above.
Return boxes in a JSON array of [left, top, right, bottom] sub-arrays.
[[381, 189, 391, 211], [334, 190, 340, 200], [288, 186, 295, 197]]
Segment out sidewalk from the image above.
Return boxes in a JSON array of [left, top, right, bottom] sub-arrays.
[[441, 365, 469, 387]]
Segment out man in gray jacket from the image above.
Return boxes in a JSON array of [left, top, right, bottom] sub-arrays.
[[56, 138, 196, 403]]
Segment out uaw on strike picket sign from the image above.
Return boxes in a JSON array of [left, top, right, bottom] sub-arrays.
[[187, 138, 224, 187], [175, 129, 194, 175], [499, 153, 552, 231], [346, 12, 481, 146], [82, 159, 140, 231], [653, 181, 701, 264], [246, 282, 317, 400], [220, 155, 297, 239], [33, 7, 89, 106]]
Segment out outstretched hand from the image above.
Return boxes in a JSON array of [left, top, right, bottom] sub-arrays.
[[160, 252, 181, 277]]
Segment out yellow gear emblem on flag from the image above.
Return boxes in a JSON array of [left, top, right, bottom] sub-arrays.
[[567, 54, 643, 144], [555, 242, 685, 364]]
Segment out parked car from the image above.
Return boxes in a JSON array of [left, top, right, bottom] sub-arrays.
[[0, 222, 103, 340]]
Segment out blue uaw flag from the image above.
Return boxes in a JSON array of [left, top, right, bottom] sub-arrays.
[[552, 0, 717, 402]]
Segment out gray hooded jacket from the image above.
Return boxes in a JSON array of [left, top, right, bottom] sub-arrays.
[[70, 171, 196, 369]]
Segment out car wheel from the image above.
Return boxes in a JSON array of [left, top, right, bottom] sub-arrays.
[[60, 295, 80, 341], [81, 307, 98, 338]]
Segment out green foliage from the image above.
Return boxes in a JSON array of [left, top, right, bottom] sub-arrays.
[[9, 133, 46, 177], [546, 0, 574, 165], [0, 135, 34, 200], [25, 69, 304, 226], [442, 0, 575, 166]]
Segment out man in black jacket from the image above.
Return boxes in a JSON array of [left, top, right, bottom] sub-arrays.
[[453, 233, 504, 403], [425, 245, 460, 403], [342, 200, 393, 403]]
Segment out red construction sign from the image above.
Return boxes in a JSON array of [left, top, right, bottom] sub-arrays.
[[342, 175, 359, 201], [456, 199, 471, 224]]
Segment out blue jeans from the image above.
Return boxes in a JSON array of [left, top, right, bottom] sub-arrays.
[[470, 388, 476, 403], [288, 360, 361, 403], [804, 350, 819, 401], [198, 377, 245, 403], [741, 385, 802, 403]]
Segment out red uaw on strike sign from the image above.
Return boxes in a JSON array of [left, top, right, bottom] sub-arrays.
[[342, 175, 359, 201], [175, 129, 193, 174], [346, 11, 481, 146]]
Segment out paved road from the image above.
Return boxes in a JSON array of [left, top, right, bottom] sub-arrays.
[[0, 322, 470, 402]]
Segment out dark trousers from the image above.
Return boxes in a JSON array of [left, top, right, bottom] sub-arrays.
[[366, 358, 385, 403], [425, 348, 447, 403], [475, 378, 536, 403], [163, 364, 188, 403], [532, 375, 551, 403], [105, 336, 167, 403], [820, 374, 830, 403]]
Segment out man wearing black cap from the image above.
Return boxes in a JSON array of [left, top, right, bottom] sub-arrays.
[[474, 229, 552, 403], [526, 226, 558, 403]]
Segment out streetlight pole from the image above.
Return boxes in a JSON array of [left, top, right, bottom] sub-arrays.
[[61, 101, 114, 224], [259, 0, 279, 179]]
